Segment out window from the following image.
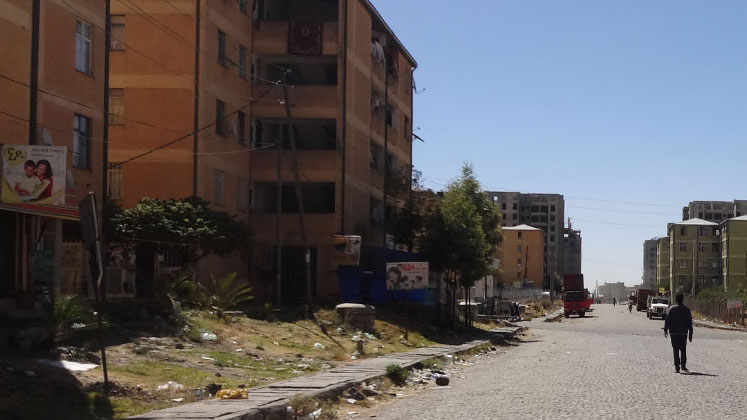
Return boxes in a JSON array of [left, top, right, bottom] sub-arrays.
[[107, 163, 122, 199], [501, 203, 506, 210], [678, 260, 687, 269], [550, 226, 555, 232], [517, 231, 522, 239], [109, 88, 124, 125], [214, 170, 224, 206], [516, 272, 521, 280], [237, 111, 246, 144], [236, 177, 248, 212], [550, 205, 555, 212], [680, 226, 687, 236], [550, 235, 555, 242], [712, 243, 719, 252], [516, 245, 522, 253], [679, 242, 687, 252], [698, 260, 706, 269], [239, 0, 248, 14], [712, 260, 719, 269], [111, 15, 125, 50], [697, 226, 709, 236], [550, 215, 556, 222], [385, 107, 397, 128], [215, 100, 225, 136], [698, 243, 707, 252], [239, 45, 248, 79], [218, 30, 226, 65], [73, 114, 91, 169], [512, 213, 517, 220], [512, 203, 517, 210], [404, 115, 410, 140], [517, 259, 522, 267], [75, 20, 92, 74]]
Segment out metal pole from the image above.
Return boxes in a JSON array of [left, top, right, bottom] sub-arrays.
[[275, 125, 282, 307]]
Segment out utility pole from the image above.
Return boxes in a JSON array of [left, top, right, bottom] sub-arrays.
[[281, 72, 313, 317], [275, 116, 283, 308]]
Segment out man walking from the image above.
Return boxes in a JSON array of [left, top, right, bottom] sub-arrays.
[[664, 293, 693, 373], [613, 297, 616, 307]]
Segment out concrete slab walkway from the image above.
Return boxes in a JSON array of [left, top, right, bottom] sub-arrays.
[[131, 327, 522, 420]]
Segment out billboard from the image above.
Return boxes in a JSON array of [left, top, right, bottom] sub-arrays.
[[386, 262, 429, 290], [1, 145, 67, 206], [332, 235, 361, 266]]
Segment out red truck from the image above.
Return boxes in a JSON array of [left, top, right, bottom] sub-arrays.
[[636, 288, 655, 312], [563, 274, 593, 318]]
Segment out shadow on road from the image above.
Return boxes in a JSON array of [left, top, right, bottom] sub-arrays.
[[683, 372, 718, 377]]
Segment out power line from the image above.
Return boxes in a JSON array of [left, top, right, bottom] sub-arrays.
[[567, 205, 676, 216], [573, 218, 663, 229]]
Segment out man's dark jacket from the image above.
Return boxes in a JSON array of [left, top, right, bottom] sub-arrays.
[[665, 304, 693, 336]]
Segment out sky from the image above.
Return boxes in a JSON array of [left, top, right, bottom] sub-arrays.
[[372, 0, 747, 288]]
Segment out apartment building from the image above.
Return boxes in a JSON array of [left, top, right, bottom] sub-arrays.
[[487, 192, 565, 287], [499, 225, 544, 288], [598, 282, 627, 303], [562, 225, 582, 275], [642, 237, 658, 290], [0, 0, 106, 307], [682, 200, 747, 223], [107, 0, 416, 303], [721, 215, 747, 293], [656, 237, 669, 292], [667, 218, 721, 295]]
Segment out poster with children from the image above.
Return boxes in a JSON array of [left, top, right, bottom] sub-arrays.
[[1, 145, 67, 206]]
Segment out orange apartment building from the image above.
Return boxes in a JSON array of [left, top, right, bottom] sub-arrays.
[[108, 0, 253, 287], [0, 0, 106, 309], [107, 0, 417, 303], [499, 225, 544, 288]]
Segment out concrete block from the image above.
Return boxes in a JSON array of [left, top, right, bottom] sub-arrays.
[[335, 303, 375, 332]]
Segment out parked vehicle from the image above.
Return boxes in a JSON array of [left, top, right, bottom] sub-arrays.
[[563, 274, 593, 318], [636, 289, 655, 312], [647, 296, 669, 320]]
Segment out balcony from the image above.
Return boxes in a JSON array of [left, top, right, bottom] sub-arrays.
[[251, 149, 338, 181], [253, 21, 339, 56], [251, 84, 338, 118]]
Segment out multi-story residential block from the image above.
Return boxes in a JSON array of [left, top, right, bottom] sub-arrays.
[[0, 0, 106, 307], [656, 237, 670, 291], [682, 200, 747, 223], [668, 218, 721, 295], [721, 215, 747, 293], [598, 282, 627, 303], [562, 225, 582, 275], [107, 0, 417, 303], [487, 192, 565, 287], [499, 225, 544, 288], [642, 237, 658, 290]]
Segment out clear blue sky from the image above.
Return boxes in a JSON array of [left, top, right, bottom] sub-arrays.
[[373, 0, 747, 288]]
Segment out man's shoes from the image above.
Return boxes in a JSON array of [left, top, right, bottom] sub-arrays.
[[675, 367, 680, 373], [681, 367, 689, 374]]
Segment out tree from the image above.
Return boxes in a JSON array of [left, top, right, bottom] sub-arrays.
[[420, 164, 502, 326], [387, 167, 434, 251], [111, 196, 251, 268]]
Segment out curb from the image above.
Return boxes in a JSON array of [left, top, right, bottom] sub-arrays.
[[131, 328, 522, 420], [694, 320, 747, 333]]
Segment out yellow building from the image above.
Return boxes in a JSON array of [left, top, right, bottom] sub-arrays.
[[721, 215, 747, 293], [0, 0, 106, 307], [668, 218, 721, 295], [499, 225, 544, 288]]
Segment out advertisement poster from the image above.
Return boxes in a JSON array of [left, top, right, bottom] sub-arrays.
[[332, 235, 361, 266], [386, 262, 429, 290], [1, 145, 67, 206]]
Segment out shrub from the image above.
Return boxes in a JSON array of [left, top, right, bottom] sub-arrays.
[[385, 364, 408, 386], [53, 296, 93, 329], [200, 272, 254, 318]]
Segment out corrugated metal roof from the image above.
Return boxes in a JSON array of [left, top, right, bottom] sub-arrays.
[[729, 215, 747, 221], [503, 224, 541, 231], [672, 218, 718, 226]]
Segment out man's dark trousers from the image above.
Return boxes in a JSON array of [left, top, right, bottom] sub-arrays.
[[671, 335, 687, 369]]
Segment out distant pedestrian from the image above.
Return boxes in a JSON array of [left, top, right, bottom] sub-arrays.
[[664, 293, 693, 373], [613, 297, 616, 307], [628, 301, 633, 313]]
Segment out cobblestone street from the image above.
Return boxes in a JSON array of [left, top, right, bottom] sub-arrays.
[[370, 304, 747, 419]]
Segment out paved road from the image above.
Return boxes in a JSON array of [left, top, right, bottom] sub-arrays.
[[370, 304, 747, 419]]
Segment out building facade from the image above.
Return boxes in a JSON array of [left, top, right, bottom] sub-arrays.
[[1, 0, 106, 308], [721, 215, 747, 293], [487, 192, 565, 288], [499, 225, 544, 288], [656, 237, 669, 292], [107, 0, 417, 303], [598, 282, 627, 303], [668, 218, 721, 295], [562, 225, 582, 275], [642, 237, 658, 290], [682, 200, 747, 223]]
